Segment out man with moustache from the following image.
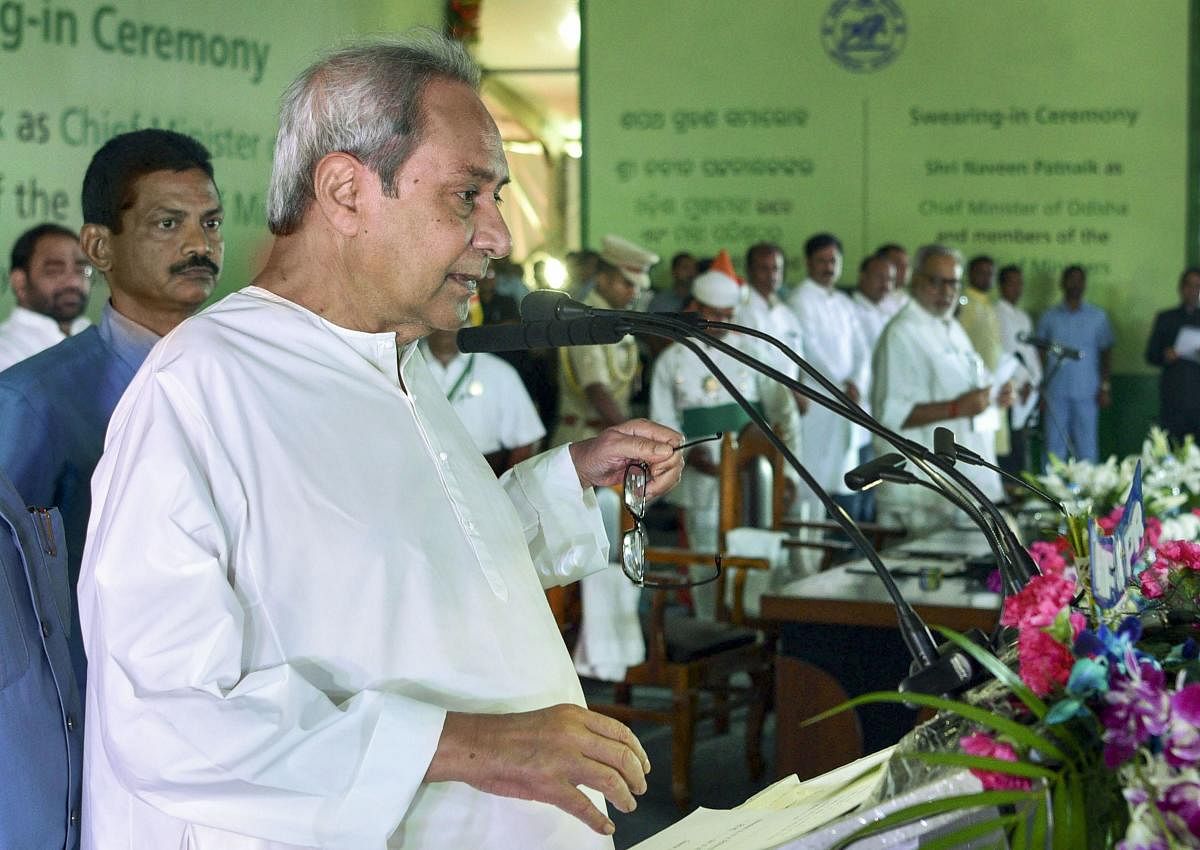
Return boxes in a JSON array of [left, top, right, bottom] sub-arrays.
[[0, 223, 94, 370], [0, 128, 222, 690], [787, 232, 871, 519], [77, 34, 682, 849], [870, 244, 1011, 533]]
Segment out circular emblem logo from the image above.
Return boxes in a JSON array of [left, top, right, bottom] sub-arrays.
[[821, 0, 907, 73]]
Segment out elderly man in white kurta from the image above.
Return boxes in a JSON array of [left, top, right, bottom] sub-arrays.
[[77, 36, 685, 850], [870, 245, 1012, 535], [786, 233, 871, 517], [651, 269, 799, 618]]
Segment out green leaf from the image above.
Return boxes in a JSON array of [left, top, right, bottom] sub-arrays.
[[1030, 783, 1049, 849], [806, 690, 1071, 763], [917, 813, 1024, 850], [1051, 774, 1081, 848], [900, 750, 1060, 781]]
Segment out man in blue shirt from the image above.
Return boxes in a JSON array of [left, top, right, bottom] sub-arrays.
[[1036, 264, 1114, 463], [0, 129, 223, 690]]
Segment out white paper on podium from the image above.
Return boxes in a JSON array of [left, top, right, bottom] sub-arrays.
[[629, 748, 892, 850], [1174, 326, 1200, 362], [630, 754, 1000, 850]]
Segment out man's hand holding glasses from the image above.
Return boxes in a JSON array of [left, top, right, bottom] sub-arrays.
[[621, 433, 723, 590]]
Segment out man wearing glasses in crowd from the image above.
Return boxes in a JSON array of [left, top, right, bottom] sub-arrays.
[[77, 33, 685, 849], [869, 244, 1013, 534]]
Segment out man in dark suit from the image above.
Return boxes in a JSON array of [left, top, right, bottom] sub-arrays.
[[1146, 267, 1200, 443]]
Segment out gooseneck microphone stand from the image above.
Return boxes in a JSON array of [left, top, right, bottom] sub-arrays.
[[509, 293, 1019, 695], [521, 291, 1037, 599]]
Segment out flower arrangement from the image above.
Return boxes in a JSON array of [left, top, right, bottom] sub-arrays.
[[826, 437, 1200, 849], [1033, 428, 1200, 520], [947, 527, 1200, 849]]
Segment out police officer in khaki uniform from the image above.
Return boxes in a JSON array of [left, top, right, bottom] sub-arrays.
[[552, 235, 658, 445]]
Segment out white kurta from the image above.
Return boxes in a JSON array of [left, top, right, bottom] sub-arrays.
[[78, 286, 613, 850], [870, 301, 1003, 533], [786, 281, 871, 494], [849, 290, 897, 354], [849, 290, 898, 422], [733, 288, 804, 381], [421, 347, 546, 454], [0, 306, 90, 371]]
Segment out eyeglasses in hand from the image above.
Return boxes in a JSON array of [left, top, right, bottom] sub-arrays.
[[621, 460, 722, 589]]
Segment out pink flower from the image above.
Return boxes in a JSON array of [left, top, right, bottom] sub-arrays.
[[960, 733, 1032, 791], [1139, 563, 1170, 599], [1156, 539, 1200, 571], [1028, 540, 1068, 576], [1017, 627, 1076, 697], [1000, 574, 1076, 630]]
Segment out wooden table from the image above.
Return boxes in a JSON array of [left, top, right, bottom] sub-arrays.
[[760, 533, 1003, 780]]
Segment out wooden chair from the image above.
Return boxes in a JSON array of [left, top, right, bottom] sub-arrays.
[[723, 424, 906, 574], [583, 482, 773, 811]]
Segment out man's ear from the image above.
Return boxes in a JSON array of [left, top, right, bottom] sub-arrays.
[[80, 224, 113, 274], [8, 269, 28, 304], [312, 152, 366, 237]]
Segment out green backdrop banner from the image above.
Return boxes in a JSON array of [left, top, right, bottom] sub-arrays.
[[0, 0, 440, 319], [582, 0, 1189, 383]]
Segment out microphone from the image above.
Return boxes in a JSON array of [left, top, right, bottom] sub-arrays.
[[521, 289, 587, 321], [456, 317, 629, 352], [843, 452, 916, 491], [933, 426, 1065, 514], [1017, 331, 1082, 361], [521, 289, 703, 326]]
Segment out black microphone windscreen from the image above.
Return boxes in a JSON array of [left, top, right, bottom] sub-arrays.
[[521, 289, 592, 321], [457, 317, 628, 353], [844, 452, 906, 491], [456, 323, 531, 353], [933, 427, 957, 461], [520, 289, 567, 320]]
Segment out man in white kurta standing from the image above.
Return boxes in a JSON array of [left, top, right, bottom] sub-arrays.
[[787, 233, 871, 519], [870, 244, 1012, 534], [77, 34, 685, 850]]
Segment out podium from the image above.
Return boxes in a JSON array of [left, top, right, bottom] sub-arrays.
[[761, 532, 1002, 780]]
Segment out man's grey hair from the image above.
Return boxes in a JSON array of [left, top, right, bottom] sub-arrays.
[[267, 30, 481, 236], [911, 243, 964, 279]]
